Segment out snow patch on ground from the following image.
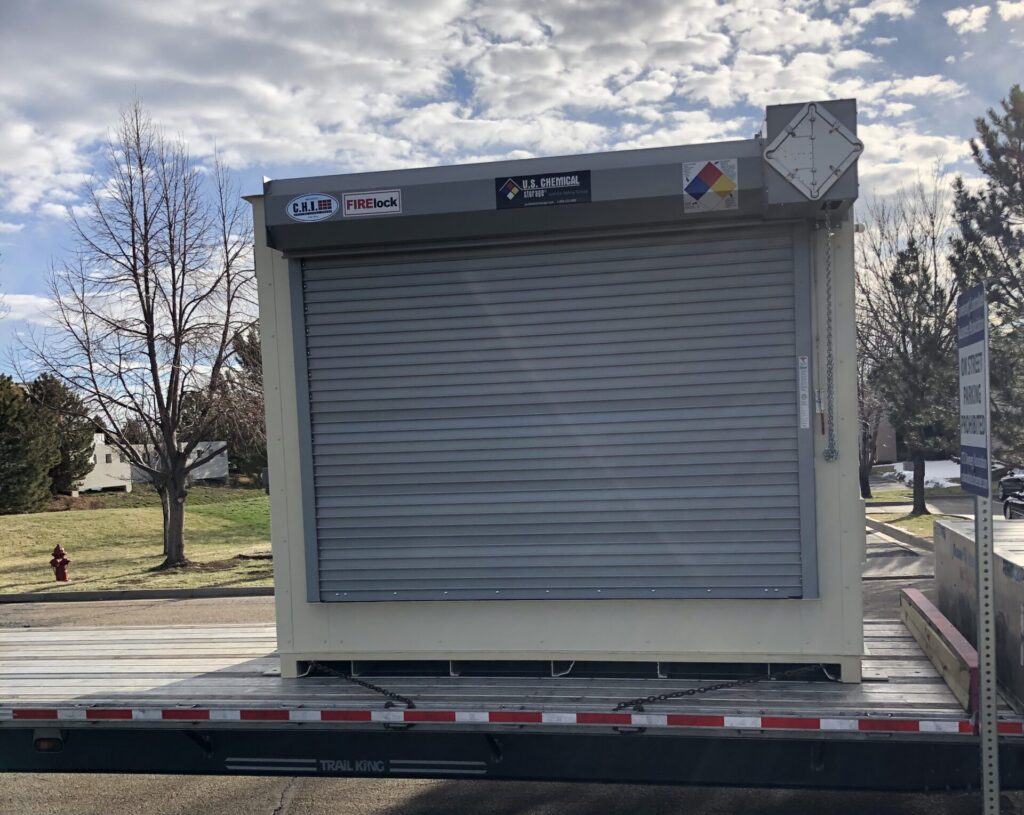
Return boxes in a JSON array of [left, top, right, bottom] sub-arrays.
[[884, 459, 961, 488]]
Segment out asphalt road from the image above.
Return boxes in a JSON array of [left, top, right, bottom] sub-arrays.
[[0, 595, 276, 629], [0, 531, 924, 630], [1, 774, 1012, 815], [4, 561, 1023, 814]]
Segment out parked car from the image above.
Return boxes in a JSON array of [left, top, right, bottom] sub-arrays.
[[1006, 491, 1024, 520], [1000, 473, 1024, 501]]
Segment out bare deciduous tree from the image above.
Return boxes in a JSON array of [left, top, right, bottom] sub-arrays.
[[20, 101, 254, 567], [856, 176, 960, 515]]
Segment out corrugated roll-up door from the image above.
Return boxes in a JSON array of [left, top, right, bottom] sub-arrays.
[[296, 224, 816, 602]]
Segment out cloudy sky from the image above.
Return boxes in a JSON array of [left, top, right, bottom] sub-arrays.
[[0, 0, 1022, 368]]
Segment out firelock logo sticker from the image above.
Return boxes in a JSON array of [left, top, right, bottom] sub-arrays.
[[286, 194, 339, 222], [342, 190, 402, 218]]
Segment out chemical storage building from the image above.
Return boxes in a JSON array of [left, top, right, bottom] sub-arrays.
[[251, 99, 865, 682]]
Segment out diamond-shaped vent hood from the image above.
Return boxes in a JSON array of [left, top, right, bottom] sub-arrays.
[[763, 102, 863, 201]]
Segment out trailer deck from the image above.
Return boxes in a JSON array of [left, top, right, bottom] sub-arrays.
[[3, 620, 1024, 789]]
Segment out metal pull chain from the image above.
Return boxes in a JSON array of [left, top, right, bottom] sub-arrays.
[[613, 664, 828, 712], [822, 208, 839, 462], [309, 661, 416, 709]]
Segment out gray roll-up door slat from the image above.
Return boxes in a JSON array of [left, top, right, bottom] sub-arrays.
[[306, 344, 797, 377], [304, 268, 795, 311], [305, 334, 795, 366], [312, 478, 798, 496], [299, 230, 794, 274], [309, 353, 794, 383], [311, 458, 798, 477], [304, 288, 794, 328], [306, 318, 797, 354], [310, 405, 798, 435], [310, 396, 796, 422], [310, 453, 798, 472], [314, 505, 800, 521], [312, 419, 796, 443], [311, 433, 795, 454], [300, 230, 794, 277], [314, 537, 801, 552], [311, 367, 796, 396], [310, 382, 796, 410], [314, 518, 802, 535], [297, 225, 815, 601], [306, 305, 798, 342]]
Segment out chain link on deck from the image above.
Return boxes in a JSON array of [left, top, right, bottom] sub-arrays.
[[822, 208, 839, 462], [613, 664, 826, 712], [309, 661, 416, 709]]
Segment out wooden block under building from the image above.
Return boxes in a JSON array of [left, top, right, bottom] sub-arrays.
[[899, 588, 978, 712]]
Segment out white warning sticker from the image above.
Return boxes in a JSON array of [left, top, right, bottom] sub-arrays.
[[798, 355, 810, 429]]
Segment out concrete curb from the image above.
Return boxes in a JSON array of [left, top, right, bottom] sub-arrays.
[[866, 517, 934, 552], [0, 586, 274, 604]]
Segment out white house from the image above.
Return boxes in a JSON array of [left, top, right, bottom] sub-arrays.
[[75, 434, 133, 493], [130, 442, 230, 484]]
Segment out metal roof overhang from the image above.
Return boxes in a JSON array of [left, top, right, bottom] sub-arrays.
[[261, 99, 860, 257]]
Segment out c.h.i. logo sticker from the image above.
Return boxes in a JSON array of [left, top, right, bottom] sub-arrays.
[[286, 194, 339, 222]]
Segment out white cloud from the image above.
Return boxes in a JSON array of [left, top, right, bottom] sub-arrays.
[[858, 122, 968, 190], [881, 102, 916, 117], [4, 294, 52, 325], [0, 110, 92, 215], [0, 0, 989, 234], [887, 74, 967, 97], [619, 74, 677, 105], [613, 110, 750, 150], [848, 0, 918, 25], [0, 221, 23, 234], [943, 5, 992, 33], [998, 0, 1024, 18], [832, 49, 879, 70], [38, 203, 69, 219]]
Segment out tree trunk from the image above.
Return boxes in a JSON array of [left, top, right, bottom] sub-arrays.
[[859, 463, 873, 499], [911, 451, 929, 516], [157, 486, 171, 558], [159, 479, 190, 568]]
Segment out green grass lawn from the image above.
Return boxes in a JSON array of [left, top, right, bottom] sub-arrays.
[[46, 483, 259, 511], [870, 512, 962, 540], [866, 485, 968, 502], [0, 486, 272, 594]]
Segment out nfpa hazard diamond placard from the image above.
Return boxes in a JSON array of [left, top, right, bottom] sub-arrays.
[[682, 160, 738, 213]]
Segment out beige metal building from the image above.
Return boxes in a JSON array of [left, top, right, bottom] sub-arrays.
[[251, 99, 866, 682]]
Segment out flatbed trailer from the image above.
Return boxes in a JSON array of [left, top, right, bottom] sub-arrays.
[[4, 620, 1024, 790]]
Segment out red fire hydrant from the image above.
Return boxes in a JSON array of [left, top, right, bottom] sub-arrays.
[[49, 545, 70, 583]]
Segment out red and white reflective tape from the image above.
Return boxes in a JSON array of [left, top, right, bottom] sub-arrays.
[[5, 706, 1024, 735]]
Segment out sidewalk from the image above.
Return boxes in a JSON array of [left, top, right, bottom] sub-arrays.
[[866, 496, 998, 518], [863, 529, 933, 580]]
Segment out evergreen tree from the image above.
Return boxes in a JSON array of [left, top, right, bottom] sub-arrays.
[[0, 375, 60, 514], [27, 375, 96, 495], [179, 326, 267, 480], [950, 84, 1024, 463], [222, 326, 267, 479]]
